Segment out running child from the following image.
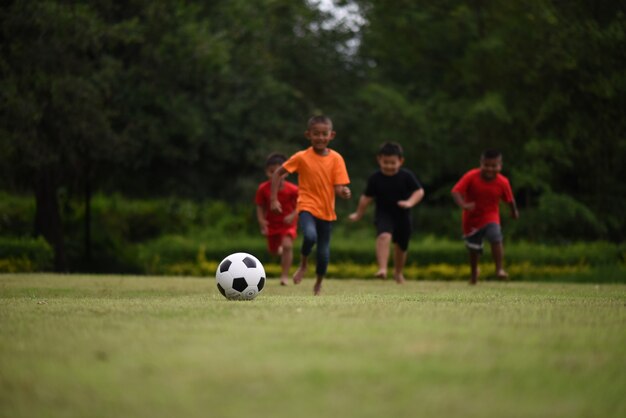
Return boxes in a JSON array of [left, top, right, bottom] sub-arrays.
[[349, 142, 424, 283], [270, 115, 351, 295], [255, 153, 299, 286], [451, 149, 519, 284]]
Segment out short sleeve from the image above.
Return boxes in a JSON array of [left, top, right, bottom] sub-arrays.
[[452, 172, 471, 194], [282, 151, 302, 174], [332, 153, 350, 185], [405, 170, 422, 192], [254, 184, 266, 206], [363, 173, 377, 197], [501, 177, 514, 203]]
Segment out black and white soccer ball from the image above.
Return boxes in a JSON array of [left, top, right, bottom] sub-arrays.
[[215, 252, 266, 300]]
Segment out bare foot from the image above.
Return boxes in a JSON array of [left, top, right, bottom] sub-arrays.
[[496, 270, 509, 281], [293, 266, 305, 284], [394, 274, 406, 284], [470, 267, 480, 285], [279, 277, 289, 286], [313, 280, 322, 295], [375, 270, 387, 280]]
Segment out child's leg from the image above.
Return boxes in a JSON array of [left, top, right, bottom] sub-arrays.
[[375, 233, 391, 279], [464, 228, 485, 285], [392, 220, 411, 284], [393, 244, 407, 284], [490, 241, 508, 279], [279, 235, 294, 285], [294, 212, 316, 284], [469, 251, 480, 284], [313, 217, 333, 295], [313, 275, 323, 296], [293, 256, 308, 284], [484, 223, 507, 279]]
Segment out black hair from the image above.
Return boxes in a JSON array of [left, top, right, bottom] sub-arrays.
[[307, 115, 333, 129], [481, 149, 502, 159], [378, 142, 404, 158], [265, 152, 287, 167]]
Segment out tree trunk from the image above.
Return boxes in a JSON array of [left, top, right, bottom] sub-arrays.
[[34, 168, 67, 271]]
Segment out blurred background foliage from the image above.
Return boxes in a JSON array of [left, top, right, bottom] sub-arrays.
[[0, 0, 624, 273]]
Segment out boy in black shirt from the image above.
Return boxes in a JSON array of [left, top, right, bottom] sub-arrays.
[[349, 142, 424, 283]]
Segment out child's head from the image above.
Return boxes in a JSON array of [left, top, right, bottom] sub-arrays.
[[480, 149, 503, 180], [265, 152, 287, 178], [377, 142, 405, 176], [305, 115, 335, 154]]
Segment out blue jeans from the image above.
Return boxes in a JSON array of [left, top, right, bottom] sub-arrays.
[[298, 211, 333, 277]]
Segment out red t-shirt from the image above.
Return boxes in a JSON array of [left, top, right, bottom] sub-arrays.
[[451, 168, 514, 236], [255, 180, 298, 235]]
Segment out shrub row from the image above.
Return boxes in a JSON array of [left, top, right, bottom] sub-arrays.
[[0, 237, 53, 272], [136, 233, 625, 271], [2, 233, 624, 282], [2, 193, 624, 275], [141, 256, 626, 284]]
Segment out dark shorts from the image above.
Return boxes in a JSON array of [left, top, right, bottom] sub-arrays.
[[375, 212, 411, 251], [464, 223, 503, 253]]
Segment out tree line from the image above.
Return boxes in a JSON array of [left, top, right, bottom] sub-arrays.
[[1, 0, 624, 271]]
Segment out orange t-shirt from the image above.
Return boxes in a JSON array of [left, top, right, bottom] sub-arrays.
[[282, 147, 350, 221]]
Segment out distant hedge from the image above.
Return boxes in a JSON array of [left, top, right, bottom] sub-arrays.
[[1, 192, 624, 275], [136, 234, 626, 276], [0, 237, 53, 272]]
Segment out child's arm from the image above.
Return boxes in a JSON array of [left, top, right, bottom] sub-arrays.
[[348, 195, 373, 222], [509, 200, 520, 220], [283, 209, 298, 225], [398, 188, 425, 209], [451, 191, 475, 210], [256, 205, 268, 235], [334, 184, 351, 199], [270, 166, 289, 213]]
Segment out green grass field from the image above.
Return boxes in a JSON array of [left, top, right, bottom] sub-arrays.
[[1, 274, 625, 418]]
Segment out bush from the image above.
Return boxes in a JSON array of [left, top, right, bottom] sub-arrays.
[[0, 192, 35, 237], [2, 193, 622, 274], [135, 232, 625, 277], [509, 193, 608, 241], [0, 237, 53, 272]]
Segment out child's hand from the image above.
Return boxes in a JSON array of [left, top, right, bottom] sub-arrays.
[[339, 186, 351, 199], [270, 199, 282, 213], [397, 200, 411, 209], [348, 212, 360, 222], [284, 212, 296, 225], [259, 219, 267, 235], [463, 202, 476, 211]]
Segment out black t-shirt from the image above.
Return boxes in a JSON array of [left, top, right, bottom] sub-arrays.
[[364, 168, 422, 219]]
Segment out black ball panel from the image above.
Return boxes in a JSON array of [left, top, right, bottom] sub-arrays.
[[219, 259, 232, 273], [232, 277, 249, 292], [242, 256, 256, 268]]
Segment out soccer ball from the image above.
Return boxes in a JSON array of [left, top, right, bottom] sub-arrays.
[[215, 252, 266, 300]]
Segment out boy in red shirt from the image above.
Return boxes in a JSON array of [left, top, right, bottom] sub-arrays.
[[270, 115, 351, 295], [255, 153, 299, 286], [451, 149, 519, 284]]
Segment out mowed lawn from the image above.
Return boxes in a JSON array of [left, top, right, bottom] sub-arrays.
[[1, 274, 625, 418]]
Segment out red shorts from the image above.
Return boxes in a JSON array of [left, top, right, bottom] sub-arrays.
[[266, 230, 296, 254]]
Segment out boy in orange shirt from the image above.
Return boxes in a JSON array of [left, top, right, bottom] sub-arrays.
[[270, 115, 351, 295], [255, 153, 298, 286]]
